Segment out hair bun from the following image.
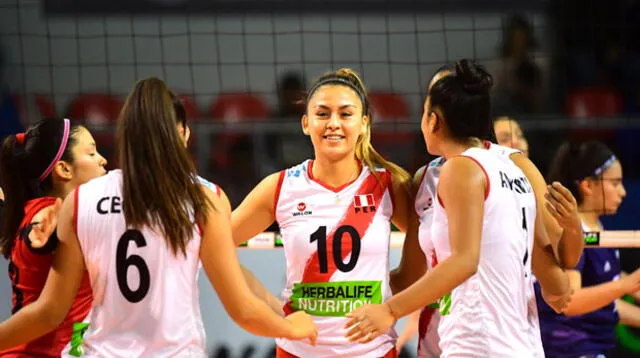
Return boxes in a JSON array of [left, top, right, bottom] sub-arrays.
[[454, 59, 493, 94]]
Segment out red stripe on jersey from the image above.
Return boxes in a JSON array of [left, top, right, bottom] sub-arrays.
[[273, 171, 285, 214], [417, 306, 437, 346], [353, 195, 362, 207], [385, 172, 395, 212], [301, 172, 389, 284]]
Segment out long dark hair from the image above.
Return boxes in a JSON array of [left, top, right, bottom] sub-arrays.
[[0, 118, 81, 257], [117, 78, 213, 256], [428, 59, 494, 142]]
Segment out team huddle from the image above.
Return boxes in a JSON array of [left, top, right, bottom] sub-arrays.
[[0, 59, 631, 357]]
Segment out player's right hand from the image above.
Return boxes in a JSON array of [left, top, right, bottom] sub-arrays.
[[620, 269, 640, 294], [285, 311, 318, 346]]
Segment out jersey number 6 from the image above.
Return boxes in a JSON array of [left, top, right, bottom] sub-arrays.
[[116, 230, 151, 303], [310, 225, 361, 274]]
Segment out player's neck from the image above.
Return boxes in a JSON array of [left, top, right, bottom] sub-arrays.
[[578, 210, 601, 231], [48, 183, 73, 201], [440, 137, 483, 159], [311, 157, 361, 188]]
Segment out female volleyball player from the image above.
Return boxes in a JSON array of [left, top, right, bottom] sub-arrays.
[[231, 68, 412, 357], [344, 59, 571, 356], [386, 64, 580, 357], [0, 78, 317, 356], [536, 140, 640, 358], [0, 117, 107, 357]]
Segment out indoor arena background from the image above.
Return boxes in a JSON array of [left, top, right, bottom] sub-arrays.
[[1, 0, 639, 357]]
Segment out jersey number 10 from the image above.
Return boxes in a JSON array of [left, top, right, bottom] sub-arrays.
[[310, 225, 361, 274], [116, 230, 151, 303]]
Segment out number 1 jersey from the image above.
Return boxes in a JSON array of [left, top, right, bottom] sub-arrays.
[[73, 170, 208, 357], [275, 160, 397, 358], [430, 147, 537, 357]]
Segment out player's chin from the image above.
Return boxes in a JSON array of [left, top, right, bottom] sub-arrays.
[[604, 205, 621, 215], [320, 144, 352, 160]]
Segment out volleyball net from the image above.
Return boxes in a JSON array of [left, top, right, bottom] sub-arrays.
[[240, 230, 640, 249], [1, 0, 639, 227]]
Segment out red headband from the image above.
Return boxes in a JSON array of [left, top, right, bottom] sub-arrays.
[[15, 133, 26, 145]]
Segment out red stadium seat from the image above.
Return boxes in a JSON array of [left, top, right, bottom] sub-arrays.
[[210, 93, 269, 122], [66, 93, 123, 125], [66, 93, 123, 169], [12, 94, 57, 125], [368, 91, 415, 167], [209, 93, 270, 168], [565, 87, 623, 118], [368, 92, 410, 122], [565, 87, 623, 140]]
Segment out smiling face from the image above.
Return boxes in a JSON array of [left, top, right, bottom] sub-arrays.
[[302, 84, 368, 163]]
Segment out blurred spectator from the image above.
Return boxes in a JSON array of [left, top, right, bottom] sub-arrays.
[[274, 72, 305, 118], [490, 14, 549, 114], [271, 71, 312, 168], [553, 0, 640, 113]]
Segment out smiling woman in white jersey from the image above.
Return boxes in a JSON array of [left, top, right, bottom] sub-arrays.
[[0, 77, 318, 357], [231, 68, 413, 358], [344, 59, 572, 357]]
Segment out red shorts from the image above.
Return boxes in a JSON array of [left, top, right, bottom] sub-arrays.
[[276, 346, 398, 358]]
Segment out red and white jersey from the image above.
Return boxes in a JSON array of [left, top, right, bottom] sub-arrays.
[[275, 160, 397, 357], [71, 170, 207, 357], [424, 145, 538, 357]]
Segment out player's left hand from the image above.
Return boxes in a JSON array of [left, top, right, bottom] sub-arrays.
[[545, 182, 581, 233], [344, 303, 396, 343]]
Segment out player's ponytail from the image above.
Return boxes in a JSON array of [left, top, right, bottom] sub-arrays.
[[0, 118, 80, 257], [0, 135, 26, 257], [117, 78, 213, 257], [306, 68, 411, 188]]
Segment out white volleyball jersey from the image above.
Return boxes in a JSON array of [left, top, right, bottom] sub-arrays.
[[275, 160, 397, 358], [413, 158, 444, 358], [70, 170, 207, 358], [427, 146, 538, 357]]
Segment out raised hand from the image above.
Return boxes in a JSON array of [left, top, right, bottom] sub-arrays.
[[28, 199, 62, 248], [544, 182, 581, 233]]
